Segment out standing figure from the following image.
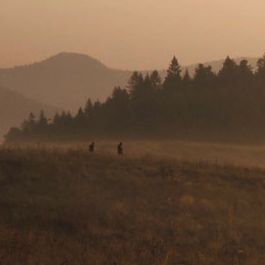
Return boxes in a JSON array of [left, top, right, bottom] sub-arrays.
[[117, 142, 123, 155], [89, 142, 95, 153]]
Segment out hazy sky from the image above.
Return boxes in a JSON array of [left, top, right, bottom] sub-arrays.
[[1, 0, 265, 70]]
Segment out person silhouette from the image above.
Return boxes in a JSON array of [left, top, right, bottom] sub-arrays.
[[117, 142, 123, 155], [89, 142, 95, 153]]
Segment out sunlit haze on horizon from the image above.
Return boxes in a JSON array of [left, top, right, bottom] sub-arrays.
[[1, 0, 265, 70]]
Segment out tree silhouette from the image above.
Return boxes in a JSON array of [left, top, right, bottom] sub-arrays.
[[5, 53, 265, 143], [256, 55, 265, 82], [218, 56, 238, 84], [163, 56, 182, 90], [194, 64, 215, 87]]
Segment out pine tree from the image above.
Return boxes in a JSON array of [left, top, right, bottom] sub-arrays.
[[218, 56, 238, 83], [150, 70, 162, 90], [182, 70, 192, 89], [163, 56, 182, 90], [256, 54, 265, 81], [28, 113, 36, 129], [84, 99, 93, 116], [22, 112, 36, 133], [38, 110, 48, 128], [194, 64, 215, 87], [238, 59, 253, 83], [128, 71, 144, 98]]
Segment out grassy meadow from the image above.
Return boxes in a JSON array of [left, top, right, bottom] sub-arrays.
[[0, 142, 265, 264], [11, 140, 265, 167]]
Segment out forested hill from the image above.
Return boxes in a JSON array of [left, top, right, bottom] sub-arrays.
[[0, 52, 258, 112], [5, 54, 265, 143]]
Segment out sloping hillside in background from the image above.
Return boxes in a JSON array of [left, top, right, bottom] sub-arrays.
[[0, 52, 258, 112], [0, 53, 131, 111], [0, 85, 58, 138]]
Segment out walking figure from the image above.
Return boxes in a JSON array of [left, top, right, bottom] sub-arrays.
[[89, 142, 95, 153], [117, 142, 123, 155]]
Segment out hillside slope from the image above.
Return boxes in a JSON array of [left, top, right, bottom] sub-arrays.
[[0, 53, 131, 111], [0, 53, 258, 112], [0, 85, 58, 137]]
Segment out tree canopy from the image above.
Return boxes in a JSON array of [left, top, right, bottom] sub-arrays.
[[5, 54, 265, 143]]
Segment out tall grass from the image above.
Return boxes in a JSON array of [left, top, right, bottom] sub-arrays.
[[0, 146, 265, 264]]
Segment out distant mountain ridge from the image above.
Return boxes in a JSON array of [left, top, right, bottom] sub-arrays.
[[184, 57, 258, 74], [0, 52, 131, 111], [0, 52, 259, 112]]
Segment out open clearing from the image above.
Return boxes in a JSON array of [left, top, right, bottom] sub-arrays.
[[0, 145, 265, 264], [13, 140, 265, 167]]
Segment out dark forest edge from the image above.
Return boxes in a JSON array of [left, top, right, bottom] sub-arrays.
[[5, 54, 265, 143]]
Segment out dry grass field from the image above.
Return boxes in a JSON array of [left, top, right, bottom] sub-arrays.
[[0, 142, 265, 264], [12, 140, 265, 167]]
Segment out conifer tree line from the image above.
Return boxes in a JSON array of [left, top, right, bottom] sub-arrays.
[[5, 54, 265, 142]]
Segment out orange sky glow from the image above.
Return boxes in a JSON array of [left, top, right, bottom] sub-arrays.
[[1, 0, 265, 70]]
